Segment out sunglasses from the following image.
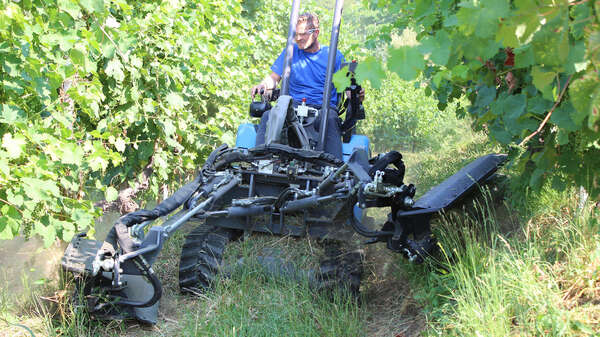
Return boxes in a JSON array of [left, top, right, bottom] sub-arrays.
[[295, 29, 317, 38]]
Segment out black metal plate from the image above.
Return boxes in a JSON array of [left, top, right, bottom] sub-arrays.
[[61, 234, 104, 275]]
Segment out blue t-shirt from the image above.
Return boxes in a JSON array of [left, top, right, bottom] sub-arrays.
[[271, 44, 344, 108]]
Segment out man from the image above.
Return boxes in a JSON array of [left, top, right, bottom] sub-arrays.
[[251, 12, 345, 159]]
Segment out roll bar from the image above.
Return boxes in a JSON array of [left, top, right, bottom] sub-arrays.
[[318, 0, 344, 152], [280, 0, 301, 96]]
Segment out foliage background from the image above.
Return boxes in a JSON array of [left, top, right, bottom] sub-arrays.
[[0, 0, 444, 245]]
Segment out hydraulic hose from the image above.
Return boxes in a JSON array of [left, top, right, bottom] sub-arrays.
[[349, 212, 393, 238], [96, 256, 162, 310]]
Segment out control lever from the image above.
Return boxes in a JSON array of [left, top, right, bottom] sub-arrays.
[[249, 89, 271, 118]]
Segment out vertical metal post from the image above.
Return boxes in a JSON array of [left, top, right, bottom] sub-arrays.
[[280, 0, 301, 96], [318, 0, 344, 151]]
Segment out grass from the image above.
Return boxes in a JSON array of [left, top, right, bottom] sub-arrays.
[[395, 120, 600, 336], [2, 116, 599, 336]]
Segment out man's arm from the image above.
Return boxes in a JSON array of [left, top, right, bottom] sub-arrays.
[[251, 72, 282, 98]]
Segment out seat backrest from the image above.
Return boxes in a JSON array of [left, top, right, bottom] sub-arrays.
[[342, 134, 370, 162]]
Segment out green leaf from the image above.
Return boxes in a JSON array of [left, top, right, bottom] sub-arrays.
[[474, 85, 496, 110], [355, 57, 385, 89], [0, 217, 18, 240], [496, 93, 527, 126], [414, 0, 435, 19], [550, 102, 578, 132], [70, 47, 85, 68], [588, 87, 600, 129], [556, 129, 569, 145], [569, 76, 599, 126], [332, 65, 351, 91], [79, 0, 104, 14], [456, 0, 509, 39], [105, 186, 118, 202], [22, 178, 60, 201], [531, 19, 569, 67], [58, 0, 81, 19], [529, 167, 545, 189], [496, 22, 519, 48], [166, 92, 185, 110], [531, 67, 556, 99], [2, 133, 26, 159], [34, 222, 56, 248], [418, 30, 451, 66], [527, 95, 553, 116], [388, 46, 425, 81], [72, 208, 94, 230], [570, 4, 592, 40], [564, 41, 588, 75], [514, 45, 534, 68], [60, 142, 84, 165], [0, 104, 24, 124], [163, 119, 176, 137], [0, 157, 9, 177], [105, 58, 124, 82], [452, 65, 469, 80], [114, 137, 126, 152]]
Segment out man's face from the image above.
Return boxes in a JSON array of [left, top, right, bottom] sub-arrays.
[[295, 22, 318, 50]]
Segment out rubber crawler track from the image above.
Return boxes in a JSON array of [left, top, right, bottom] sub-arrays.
[[178, 224, 233, 293], [317, 242, 364, 297]]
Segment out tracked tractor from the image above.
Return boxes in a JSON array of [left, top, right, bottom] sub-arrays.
[[61, 0, 506, 324]]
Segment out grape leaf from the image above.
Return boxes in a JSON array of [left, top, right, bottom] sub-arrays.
[[2, 133, 26, 159], [388, 46, 425, 81], [166, 92, 185, 110], [34, 222, 57, 248], [418, 30, 451, 66], [514, 45, 534, 68], [556, 129, 569, 145], [496, 21, 519, 48], [531, 20, 569, 67], [569, 76, 599, 126], [564, 41, 588, 75], [456, 0, 509, 39], [105, 186, 118, 202], [105, 58, 124, 82], [332, 65, 351, 91], [570, 3, 592, 40], [58, 0, 81, 19], [531, 67, 556, 100], [79, 0, 104, 14], [0, 104, 24, 124], [588, 87, 600, 129], [550, 102, 578, 132], [355, 57, 385, 89]]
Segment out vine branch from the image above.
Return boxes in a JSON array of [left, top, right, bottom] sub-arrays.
[[519, 75, 573, 147], [0, 198, 24, 215]]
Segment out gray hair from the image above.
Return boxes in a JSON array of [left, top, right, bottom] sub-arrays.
[[298, 12, 319, 30]]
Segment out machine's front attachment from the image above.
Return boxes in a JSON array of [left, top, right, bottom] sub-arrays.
[[61, 232, 163, 324], [380, 153, 508, 263], [60, 161, 243, 324]]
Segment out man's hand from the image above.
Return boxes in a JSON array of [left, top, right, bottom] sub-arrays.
[[251, 83, 267, 98], [251, 72, 281, 99], [345, 87, 366, 102]]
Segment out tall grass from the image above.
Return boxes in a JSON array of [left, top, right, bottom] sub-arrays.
[[398, 124, 600, 336]]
